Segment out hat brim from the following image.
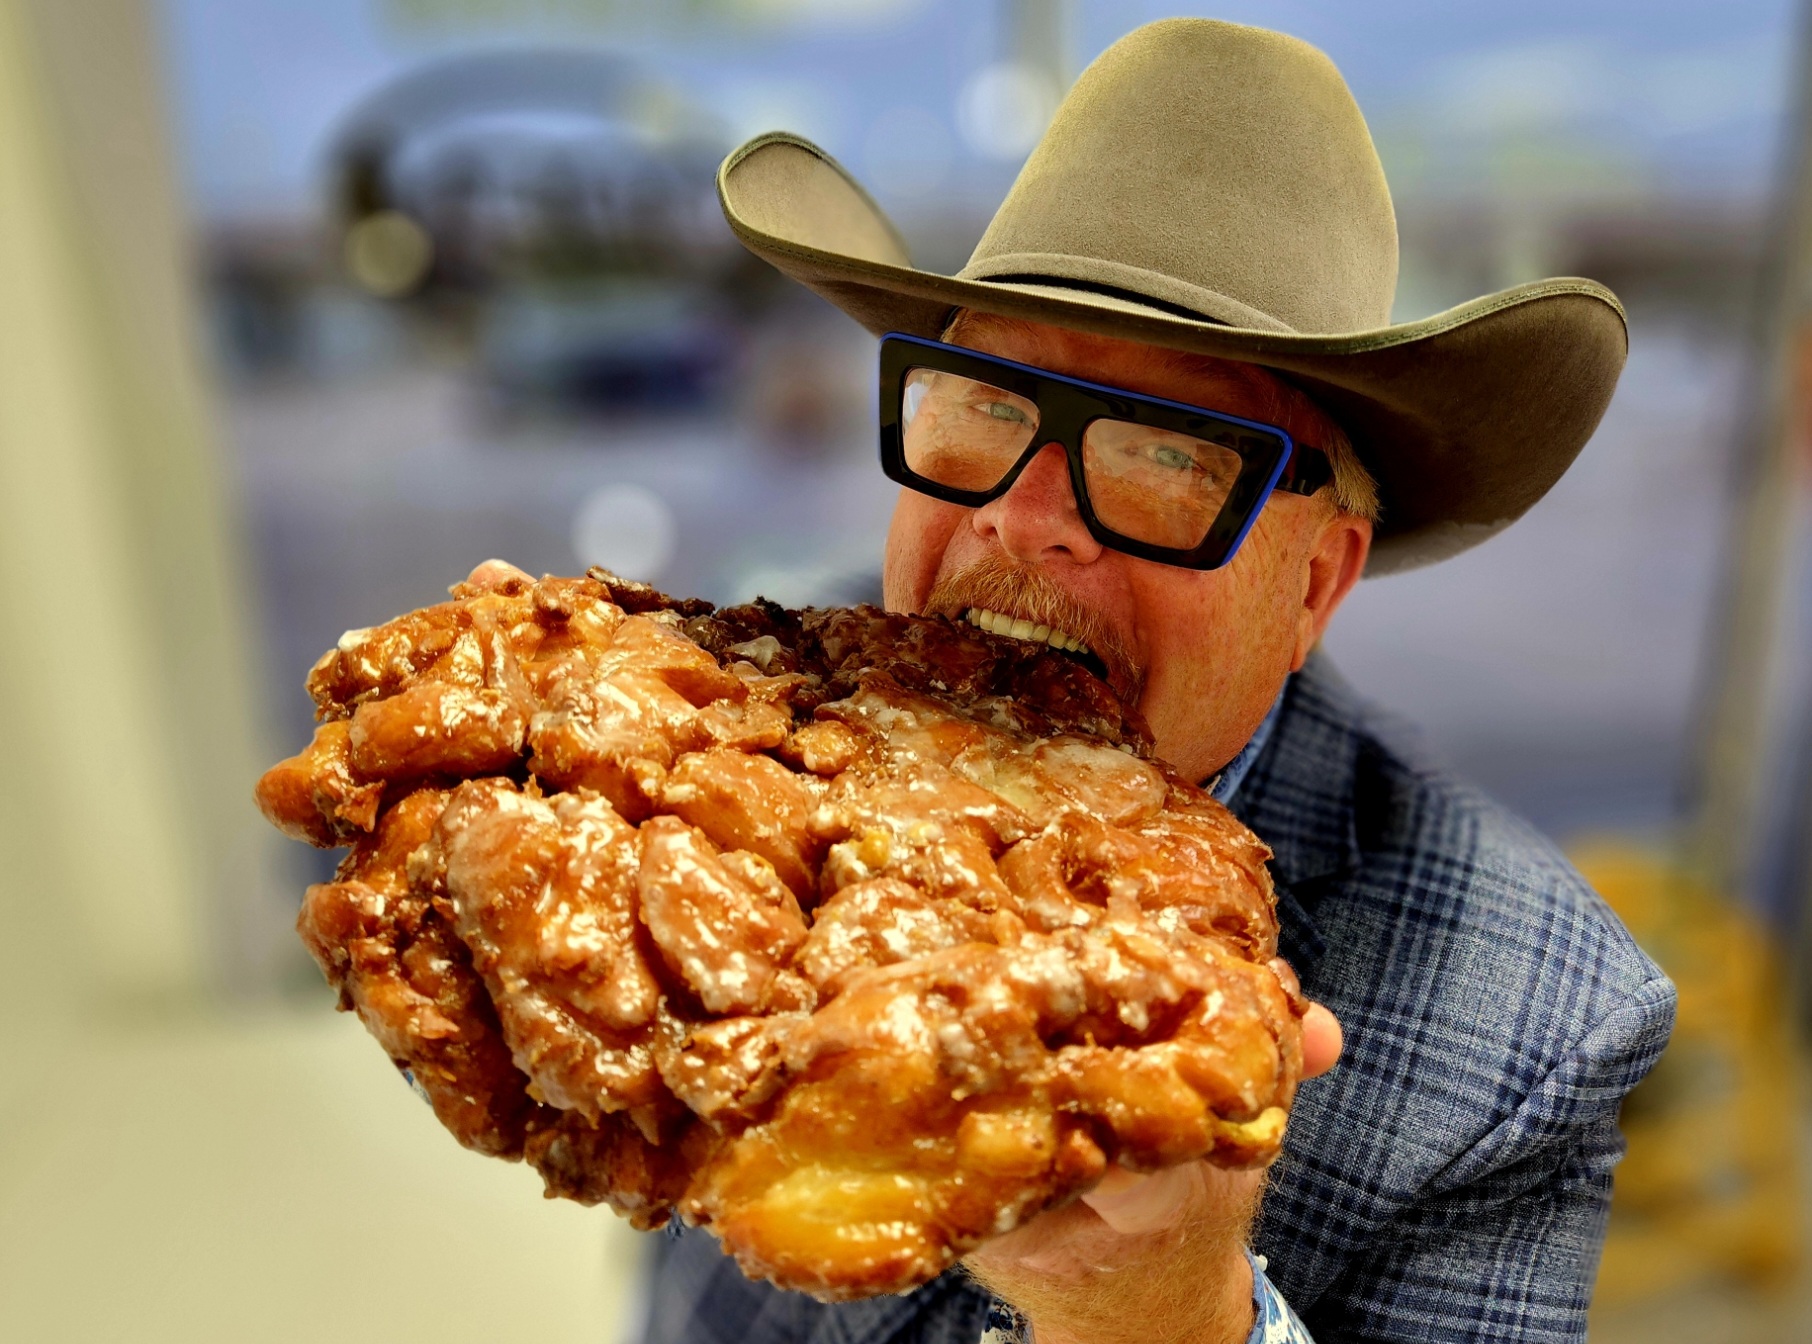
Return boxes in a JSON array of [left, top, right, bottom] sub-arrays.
[[719, 132, 1629, 575]]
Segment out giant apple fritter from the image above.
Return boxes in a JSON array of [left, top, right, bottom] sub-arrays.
[[255, 565, 1306, 1300]]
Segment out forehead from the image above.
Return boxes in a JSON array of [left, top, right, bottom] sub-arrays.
[[941, 312, 1282, 423]]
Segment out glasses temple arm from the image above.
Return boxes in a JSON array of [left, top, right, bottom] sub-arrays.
[[1274, 444, 1334, 497]]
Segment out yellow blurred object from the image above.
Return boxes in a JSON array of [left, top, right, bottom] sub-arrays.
[[1570, 841, 1803, 1305], [346, 209, 435, 297]]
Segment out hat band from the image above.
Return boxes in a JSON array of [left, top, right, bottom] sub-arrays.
[[958, 251, 1298, 334], [971, 274, 1232, 326]]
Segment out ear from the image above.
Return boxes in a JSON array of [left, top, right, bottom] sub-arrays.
[[1292, 511, 1371, 669]]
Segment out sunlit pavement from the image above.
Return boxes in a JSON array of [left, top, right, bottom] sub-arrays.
[[0, 1006, 645, 1344]]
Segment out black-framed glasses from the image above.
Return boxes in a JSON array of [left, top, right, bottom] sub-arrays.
[[878, 333, 1333, 571]]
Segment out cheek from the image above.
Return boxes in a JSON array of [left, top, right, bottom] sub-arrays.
[[883, 490, 966, 612], [1131, 533, 1304, 776]]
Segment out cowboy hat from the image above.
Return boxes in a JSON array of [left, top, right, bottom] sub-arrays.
[[714, 18, 1627, 574]]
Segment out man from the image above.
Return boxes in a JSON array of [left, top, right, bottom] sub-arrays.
[[643, 18, 1673, 1344]]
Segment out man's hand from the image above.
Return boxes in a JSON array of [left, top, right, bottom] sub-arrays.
[[964, 1004, 1343, 1344]]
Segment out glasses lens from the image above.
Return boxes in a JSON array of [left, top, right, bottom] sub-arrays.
[[901, 368, 1041, 493], [1081, 419, 1254, 550]]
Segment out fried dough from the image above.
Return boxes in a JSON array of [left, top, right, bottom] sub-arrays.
[[256, 567, 1304, 1299]]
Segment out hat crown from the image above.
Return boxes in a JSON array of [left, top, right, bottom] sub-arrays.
[[963, 19, 1398, 335]]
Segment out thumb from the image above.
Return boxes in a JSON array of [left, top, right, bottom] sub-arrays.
[[462, 558, 533, 592]]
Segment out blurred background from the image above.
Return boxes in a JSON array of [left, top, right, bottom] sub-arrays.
[[3, 0, 1811, 1339]]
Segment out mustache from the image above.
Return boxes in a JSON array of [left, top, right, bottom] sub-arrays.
[[922, 557, 1141, 701]]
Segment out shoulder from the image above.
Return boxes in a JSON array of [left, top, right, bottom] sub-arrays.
[[1334, 682, 1673, 1090], [1255, 655, 1672, 1047], [1244, 656, 1674, 1191], [1246, 661, 1675, 1307]]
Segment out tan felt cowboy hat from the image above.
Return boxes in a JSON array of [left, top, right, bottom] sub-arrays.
[[715, 17, 1628, 574]]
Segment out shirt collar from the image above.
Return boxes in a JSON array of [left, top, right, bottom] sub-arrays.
[[1220, 654, 1373, 981], [1230, 652, 1365, 895], [1207, 679, 1289, 806]]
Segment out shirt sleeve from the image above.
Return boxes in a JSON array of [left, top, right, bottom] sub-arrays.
[[1295, 978, 1675, 1344]]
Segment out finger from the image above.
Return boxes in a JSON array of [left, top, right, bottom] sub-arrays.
[[982, 1161, 1266, 1277], [463, 559, 534, 591], [966, 1196, 1105, 1276], [1302, 1001, 1344, 1078], [969, 1170, 1175, 1275], [1079, 1163, 1203, 1235]]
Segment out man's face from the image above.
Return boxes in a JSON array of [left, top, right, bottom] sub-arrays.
[[882, 313, 1371, 784]]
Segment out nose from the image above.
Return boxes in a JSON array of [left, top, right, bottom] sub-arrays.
[[971, 442, 1103, 566]]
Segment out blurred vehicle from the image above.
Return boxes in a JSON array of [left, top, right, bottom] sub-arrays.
[[476, 281, 740, 421], [321, 48, 776, 419]]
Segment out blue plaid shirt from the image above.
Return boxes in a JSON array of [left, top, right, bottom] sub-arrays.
[[638, 654, 1676, 1343]]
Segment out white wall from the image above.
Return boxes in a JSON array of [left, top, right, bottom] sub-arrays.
[[0, 0, 278, 1102]]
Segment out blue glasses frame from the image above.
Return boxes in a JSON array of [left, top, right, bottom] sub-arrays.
[[878, 332, 1332, 571]]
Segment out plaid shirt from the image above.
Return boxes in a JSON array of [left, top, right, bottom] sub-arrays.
[[639, 654, 1676, 1344]]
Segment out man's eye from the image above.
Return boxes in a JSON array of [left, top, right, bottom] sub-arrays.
[[981, 401, 1028, 424], [1150, 444, 1200, 471]]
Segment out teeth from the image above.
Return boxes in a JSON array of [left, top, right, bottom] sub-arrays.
[[963, 608, 1093, 660]]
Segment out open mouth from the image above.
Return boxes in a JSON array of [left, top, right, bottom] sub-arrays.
[[963, 607, 1112, 684]]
